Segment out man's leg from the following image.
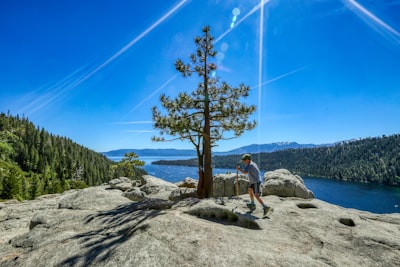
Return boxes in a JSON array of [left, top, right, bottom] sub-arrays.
[[254, 194, 264, 205], [247, 186, 256, 211], [254, 183, 270, 216], [248, 186, 255, 202], [253, 182, 264, 205]]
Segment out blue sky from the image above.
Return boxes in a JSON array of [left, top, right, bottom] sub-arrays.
[[1, 0, 399, 153]]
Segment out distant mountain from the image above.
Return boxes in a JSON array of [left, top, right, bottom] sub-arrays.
[[213, 142, 320, 155], [102, 148, 197, 157], [102, 142, 323, 157], [151, 134, 400, 187]]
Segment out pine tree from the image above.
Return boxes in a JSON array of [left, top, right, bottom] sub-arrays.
[[0, 163, 23, 200], [113, 152, 145, 179], [152, 26, 256, 198]]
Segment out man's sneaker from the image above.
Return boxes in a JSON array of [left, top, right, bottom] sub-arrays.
[[246, 203, 256, 211], [263, 206, 270, 216]]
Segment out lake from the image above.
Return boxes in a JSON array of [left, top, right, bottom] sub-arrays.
[[109, 156, 400, 214]]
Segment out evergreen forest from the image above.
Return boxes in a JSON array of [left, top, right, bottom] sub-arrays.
[[154, 135, 400, 187], [0, 112, 146, 201]]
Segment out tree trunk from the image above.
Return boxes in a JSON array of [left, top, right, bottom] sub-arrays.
[[202, 76, 213, 198], [195, 146, 206, 198], [197, 33, 214, 198], [197, 169, 204, 198], [203, 139, 213, 198]]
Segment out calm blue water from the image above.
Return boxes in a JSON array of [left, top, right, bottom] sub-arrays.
[[303, 176, 400, 214], [110, 156, 400, 214]]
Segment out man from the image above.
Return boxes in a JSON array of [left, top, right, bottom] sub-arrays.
[[236, 153, 270, 216]]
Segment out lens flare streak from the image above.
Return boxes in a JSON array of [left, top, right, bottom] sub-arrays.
[[132, 0, 271, 117], [76, 0, 189, 88], [16, 65, 89, 115], [257, 0, 265, 155], [215, 0, 271, 44], [129, 74, 179, 113], [22, 0, 188, 115], [342, 0, 400, 44]]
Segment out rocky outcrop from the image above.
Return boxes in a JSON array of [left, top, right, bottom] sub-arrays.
[[123, 187, 147, 201], [110, 173, 250, 199], [212, 169, 314, 199], [110, 169, 314, 200], [263, 169, 314, 199], [186, 198, 261, 230], [169, 187, 197, 201], [139, 175, 178, 199], [176, 177, 197, 188], [213, 173, 248, 197], [109, 176, 142, 191], [1, 181, 400, 267], [110, 175, 179, 201]]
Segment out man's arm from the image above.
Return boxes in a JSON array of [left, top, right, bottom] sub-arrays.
[[236, 165, 249, 174]]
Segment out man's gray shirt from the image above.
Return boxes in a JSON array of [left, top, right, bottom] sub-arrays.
[[244, 161, 261, 184]]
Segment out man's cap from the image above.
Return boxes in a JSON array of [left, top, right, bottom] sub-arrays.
[[241, 153, 251, 160]]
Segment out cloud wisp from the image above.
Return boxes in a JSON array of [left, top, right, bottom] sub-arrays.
[[112, 120, 155, 135], [250, 66, 307, 89], [124, 130, 157, 133], [112, 121, 153, 125]]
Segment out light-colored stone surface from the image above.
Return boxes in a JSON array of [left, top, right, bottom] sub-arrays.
[[263, 169, 314, 198], [175, 177, 198, 188], [139, 175, 179, 199], [213, 173, 248, 197], [107, 169, 314, 200], [1, 181, 399, 267]]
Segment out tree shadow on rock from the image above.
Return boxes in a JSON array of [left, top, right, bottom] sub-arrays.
[[59, 198, 173, 267]]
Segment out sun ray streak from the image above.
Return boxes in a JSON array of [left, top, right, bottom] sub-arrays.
[[22, 0, 189, 115], [71, 0, 189, 89], [129, 0, 271, 118], [16, 65, 89, 115], [129, 74, 179, 113], [342, 0, 400, 44], [257, 0, 265, 156]]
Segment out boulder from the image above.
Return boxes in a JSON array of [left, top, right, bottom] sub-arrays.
[[58, 187, 131, 210], [123, 187, 147, 201], [109, 176, 131, 185], [213, 173, 248, 197], [169, 188, 197, 201], [263, 169, 314, 199], [108, 175, 180, 201], [139, 175, 178, 199], [175, 177, 198, 188], [108, 177, 142, 191]]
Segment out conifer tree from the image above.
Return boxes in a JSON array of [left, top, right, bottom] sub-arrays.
[[152, 26, 256, 198], [119, 152, 145, 178]]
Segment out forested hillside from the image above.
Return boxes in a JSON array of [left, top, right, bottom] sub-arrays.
[[0, 112, 145, 200], [155, 135, 400, 186]]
